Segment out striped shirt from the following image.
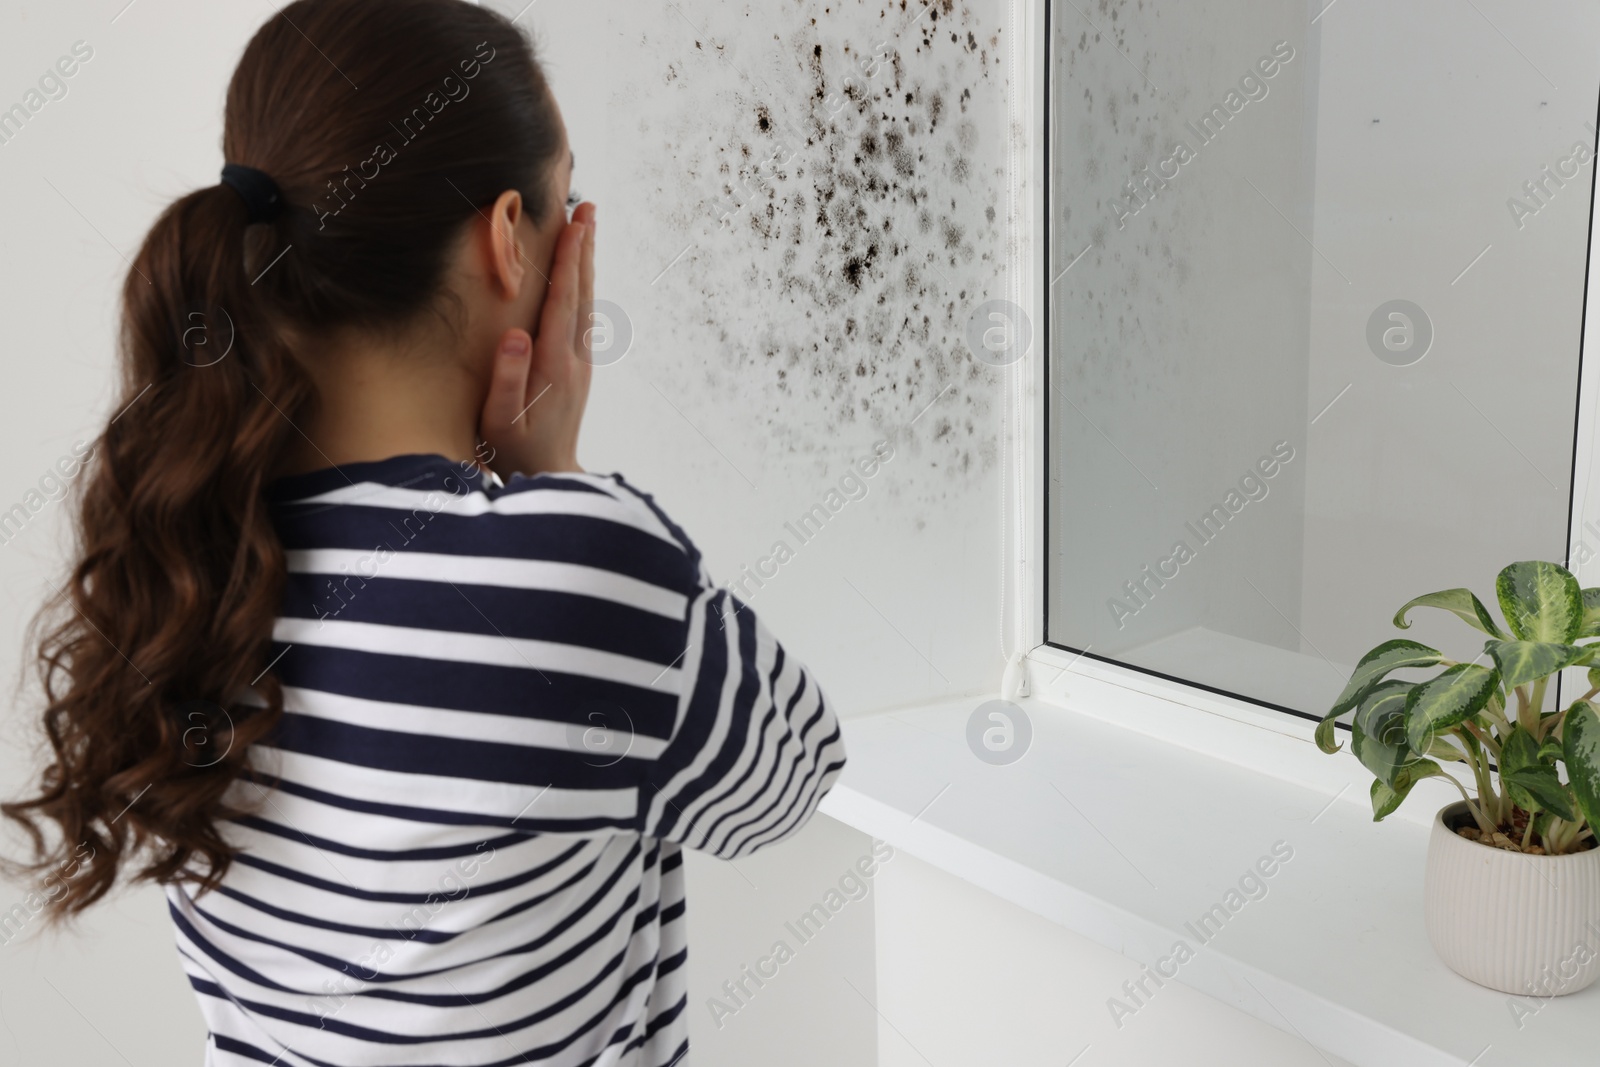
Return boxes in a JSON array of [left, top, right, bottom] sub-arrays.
[[167, 453, 845, 1067]]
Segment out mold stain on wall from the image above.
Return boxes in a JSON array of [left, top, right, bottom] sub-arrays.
[[615, 0, 1014, 493]]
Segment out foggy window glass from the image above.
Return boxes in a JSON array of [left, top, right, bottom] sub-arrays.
[[1046, 1, 1600, 716]]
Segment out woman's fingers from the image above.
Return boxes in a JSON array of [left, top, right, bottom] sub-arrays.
[[575, 207, 594, 361], [578, 204, 595, 320], [538, 218, 586, 364], [480, 328, 533, 433]]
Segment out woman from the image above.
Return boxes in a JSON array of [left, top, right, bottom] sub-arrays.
[[2, 1, 845, 1064]]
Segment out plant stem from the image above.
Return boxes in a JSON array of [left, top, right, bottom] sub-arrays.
[[1485, 704, 1512, 736], [1522, 814, 1537, 850], [1491, 758, 1504, 825], [1517, 684, 1537, 734], [1459, 726, 1502, 824], [1474, 755, 1497, 822], [1441, 771, 1497, 834], [1464, 720, 1501, 759]]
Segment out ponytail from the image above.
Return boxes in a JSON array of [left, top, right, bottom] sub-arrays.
[[2, 181, 308, 915]]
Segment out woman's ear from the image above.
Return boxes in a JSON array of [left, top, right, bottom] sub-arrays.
[[483, 188, 527, 300]]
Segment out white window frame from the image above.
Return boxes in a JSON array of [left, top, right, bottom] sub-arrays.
[[1008, 0, 1600, 752]]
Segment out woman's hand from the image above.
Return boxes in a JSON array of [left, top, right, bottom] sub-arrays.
[[477, 201, 596, 479]]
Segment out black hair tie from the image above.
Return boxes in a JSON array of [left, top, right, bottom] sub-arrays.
[[220, 162, 284, 224]]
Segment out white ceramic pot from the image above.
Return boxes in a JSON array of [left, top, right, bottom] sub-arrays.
[[1424, 800, 1600, 996]]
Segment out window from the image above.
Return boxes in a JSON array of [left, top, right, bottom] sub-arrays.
[[1044, 1, 1600, 719]]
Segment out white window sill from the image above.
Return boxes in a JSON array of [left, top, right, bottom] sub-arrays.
[[817, 648, 1592, 1067]]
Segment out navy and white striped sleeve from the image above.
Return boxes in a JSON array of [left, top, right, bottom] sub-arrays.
[[605, 475, 846, 858], [639, 587, 845, 857]]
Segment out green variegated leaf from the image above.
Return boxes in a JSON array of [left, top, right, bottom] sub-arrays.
[[1370, 760, 1445, 821], [1404, 664, 1500, 752], [1503, 768, 1577, 821], [1582, 588, 1600, 638], [1539, 735, 1565, 764], [1535, 810, 1556, 840], [1498, 725, 1575, 819], [1371, 778, 1408, 821], [1396, 759, 1445, 791], [1483, 639, 1594, 690], [1317, 640, 1442, 754], [1497, 562, 1584, 643], [1350, 682, 1416, 785], [1589, 665, 1600, 692], [1393, 588, 1507, 639], [1562, 700, 1600, 831], [1501, 724, 1541, 771]]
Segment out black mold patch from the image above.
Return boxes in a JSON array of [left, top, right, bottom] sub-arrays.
[[630, 0, 1012, 487]]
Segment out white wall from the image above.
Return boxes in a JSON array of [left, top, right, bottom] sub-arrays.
[[874, 849, 1357, 1067], [684, 816, 878, 1066], [563, 0, 1013, 713]]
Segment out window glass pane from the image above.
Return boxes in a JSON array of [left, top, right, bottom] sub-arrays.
[[1046, 1, 1600, 715]]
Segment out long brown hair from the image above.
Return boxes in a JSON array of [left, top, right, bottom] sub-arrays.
[[3, 0, 563, 919]]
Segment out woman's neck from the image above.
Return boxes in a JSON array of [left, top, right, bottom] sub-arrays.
[[272, 334, 485, 479]]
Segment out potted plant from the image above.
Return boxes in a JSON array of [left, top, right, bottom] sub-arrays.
[[1316, 560, 1600, 996]]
